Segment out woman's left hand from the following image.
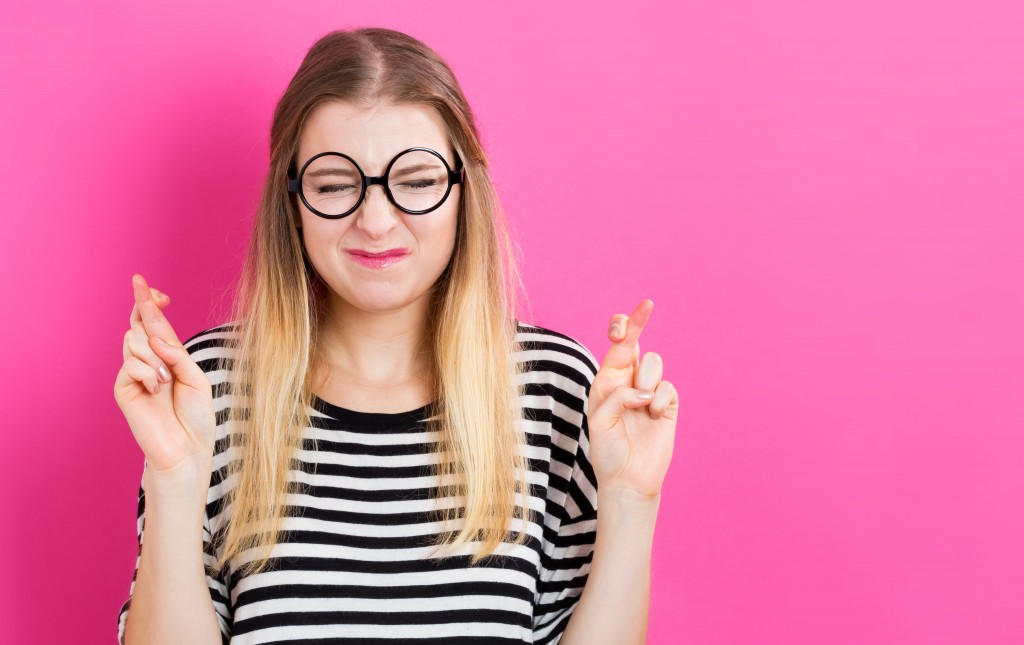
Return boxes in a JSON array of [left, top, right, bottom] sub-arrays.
[[586, 299, 678, 503]]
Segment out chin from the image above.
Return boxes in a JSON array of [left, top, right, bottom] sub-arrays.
[[339, 287, 422, 313]]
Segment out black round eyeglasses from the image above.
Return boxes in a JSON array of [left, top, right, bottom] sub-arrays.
[[287, 147, 464, 219]]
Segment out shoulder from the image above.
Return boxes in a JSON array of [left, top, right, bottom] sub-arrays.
[[182, 321, 242, 349], [514, 320, 600, 390], [181, 321, 243, 372]]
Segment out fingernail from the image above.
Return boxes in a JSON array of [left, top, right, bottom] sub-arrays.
[[634, 390, 654, 401], [610, 323, 622, 338], [157, 364, 171, 382]]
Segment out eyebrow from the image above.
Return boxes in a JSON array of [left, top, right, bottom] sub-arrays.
[[304, 166, 359, 180], [390, 162, 442, 179]]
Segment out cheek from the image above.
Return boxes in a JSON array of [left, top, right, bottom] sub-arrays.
[[299, 224, 351, 276], [429, 214, 458, 261], [302, 215, 347, 245], [412, 207, 458, 248]]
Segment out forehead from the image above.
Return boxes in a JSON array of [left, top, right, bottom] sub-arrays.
[[297, 101, 451, 173]]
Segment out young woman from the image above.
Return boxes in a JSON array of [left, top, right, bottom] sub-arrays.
[[115, 27, 677, 645]]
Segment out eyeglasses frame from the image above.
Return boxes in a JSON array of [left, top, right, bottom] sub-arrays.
[[287, 146, 464, 219]]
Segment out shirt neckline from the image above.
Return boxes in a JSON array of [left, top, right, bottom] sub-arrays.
[[310, 393, 438, 428]]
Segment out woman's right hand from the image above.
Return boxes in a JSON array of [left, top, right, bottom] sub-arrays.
[[114, 274, 217, 479]]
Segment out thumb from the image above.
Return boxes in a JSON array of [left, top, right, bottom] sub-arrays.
[[149, 336, 207, 392]]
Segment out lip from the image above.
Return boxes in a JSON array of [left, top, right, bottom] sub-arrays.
[[346, 248, 410, 268], [346, 248, 410, 257]]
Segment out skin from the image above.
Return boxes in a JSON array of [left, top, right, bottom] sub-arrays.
[[294, 101, 460, 407], [589, 299, 679, 503], [561, 300, 678, 645], [119, 274, 217, 476]]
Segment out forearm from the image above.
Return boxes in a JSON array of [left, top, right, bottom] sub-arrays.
[[560, 491, 660, 645], [124, 461, 223, 645]]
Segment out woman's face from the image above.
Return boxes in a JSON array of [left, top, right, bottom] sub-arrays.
[[293, 101, 459, 315]]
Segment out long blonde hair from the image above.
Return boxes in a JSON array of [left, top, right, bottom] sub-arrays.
[[208, 27, 532, 578]]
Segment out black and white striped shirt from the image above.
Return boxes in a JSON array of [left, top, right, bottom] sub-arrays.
[[118, 321, 600, 644]]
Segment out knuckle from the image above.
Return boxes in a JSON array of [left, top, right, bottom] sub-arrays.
[[127, 332, 148, 356]]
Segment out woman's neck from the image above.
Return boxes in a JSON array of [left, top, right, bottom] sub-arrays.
[[318, 294, 433, 390]]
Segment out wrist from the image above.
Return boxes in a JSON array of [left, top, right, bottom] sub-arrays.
[[142, 456, 212, 501], [598, 489, 661, 526], [599, 487, 662, 510]]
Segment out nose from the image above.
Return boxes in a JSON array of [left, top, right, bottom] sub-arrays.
[[353, 183, 400, 239]]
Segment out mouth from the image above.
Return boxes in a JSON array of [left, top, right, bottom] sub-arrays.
[[346, 248, 410, 268]]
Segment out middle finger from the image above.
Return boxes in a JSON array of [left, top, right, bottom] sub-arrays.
[[132, 275, 183, 345]]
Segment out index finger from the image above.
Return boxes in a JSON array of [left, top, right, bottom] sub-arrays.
[[130, 288, 170, 327], [599, 299, 654, 372], [132, 274, 182, 346]]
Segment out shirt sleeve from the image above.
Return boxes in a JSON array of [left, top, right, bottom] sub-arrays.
[[116, 459, 233, 644], [532, 338, 601, 644]]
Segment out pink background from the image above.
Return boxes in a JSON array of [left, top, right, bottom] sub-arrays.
[[2, 2, 1022, 644]]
